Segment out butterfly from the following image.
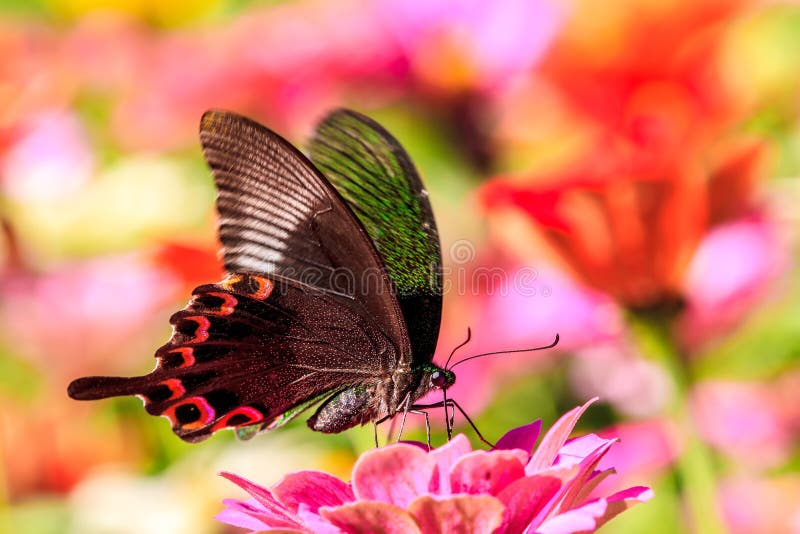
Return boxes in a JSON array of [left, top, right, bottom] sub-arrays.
[[68, 109, 460, 443]]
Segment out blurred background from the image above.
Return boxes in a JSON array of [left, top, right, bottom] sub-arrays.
[[1, 0, 800, 532]]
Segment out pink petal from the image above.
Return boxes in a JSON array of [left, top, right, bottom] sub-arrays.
[[529, 439, 617, 528], [321, 501, 422, 534], [407, 494, 505, 534], [429, 434, 473, 495], [568, 468, 616, 506], [554, 434, 615, 469], [553, 438, 618, 514], [215, 499, 275, 531], [534, 465, 582, 487], [595, 487, 654, 528], [496, 475, 562, 533], [533, 499, 607, 534], [273, 470, 354, 514], [527, 398, 598, 473], [219, 472, 301, 528], [296, 504, 343, 534], [352, 444, 435, 508], [496, 420, 542, 455], [450, 450, 526, 496]]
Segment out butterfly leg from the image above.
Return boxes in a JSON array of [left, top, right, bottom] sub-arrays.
[[448, 399, 493, 448], [439, 391, 456, 441], [373, 413, 394, 447], [411, 399, 495, 449], [372, 411, 406, 447], [395, 394, 413, 443], [407, 409, 431, 450]]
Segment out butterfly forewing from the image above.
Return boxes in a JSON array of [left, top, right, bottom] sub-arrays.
[[200, 110, 411, 357], [309, 110, 443, 360]]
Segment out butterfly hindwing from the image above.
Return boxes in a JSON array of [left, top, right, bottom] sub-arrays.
[[309, 110, 443, 360], [68, 274, 397, 442]]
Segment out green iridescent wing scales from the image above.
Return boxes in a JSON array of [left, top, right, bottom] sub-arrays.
[[309, 110, 443, 360]]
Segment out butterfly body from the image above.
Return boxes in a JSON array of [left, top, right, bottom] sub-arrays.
[[68, 109, 453, 442]]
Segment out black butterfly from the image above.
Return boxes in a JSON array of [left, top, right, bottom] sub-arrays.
[[68, 109, 462, 443]]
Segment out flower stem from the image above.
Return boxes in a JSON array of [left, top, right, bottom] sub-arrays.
[[628, 310, 726, 534]]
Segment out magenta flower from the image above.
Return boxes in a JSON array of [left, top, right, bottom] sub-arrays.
[[217, 399, 652, 533]]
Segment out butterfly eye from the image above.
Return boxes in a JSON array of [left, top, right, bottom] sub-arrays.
[[431, 371, 447, 388]]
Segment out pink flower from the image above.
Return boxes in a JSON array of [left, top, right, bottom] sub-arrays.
[[1, 110, 94, 202], [691, 380, 794, 468], [217, 400, 652, 533], [378, 0, 564, 92], [718, 475, 800, 534], [681, 215, 786, 347], [0, 253, 179, 379], [570, 342, 673, 418]]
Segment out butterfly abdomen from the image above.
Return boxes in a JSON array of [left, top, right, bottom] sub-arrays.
[[307, 385, 374, 433]]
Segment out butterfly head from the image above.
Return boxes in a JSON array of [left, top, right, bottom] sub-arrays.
[[425, 364, 455, 391]]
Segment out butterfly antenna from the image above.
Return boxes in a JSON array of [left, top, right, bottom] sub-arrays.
[[445, 327, 473, 369], [449, 333, 560, 370]]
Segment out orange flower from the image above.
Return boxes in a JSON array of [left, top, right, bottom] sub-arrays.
[[481, 0, 768, 310], [481, 140, 766, 310]]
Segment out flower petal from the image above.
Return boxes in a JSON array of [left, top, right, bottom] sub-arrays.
[[450, 450, 526, 496], [495, 420, 542, 456], [216, 498, 275, 531], [568, 468, 616, 506], [273, 470, 354, 514], [533, 499, 608, 534], [496, 475, 562, 533], [408, 494, 505, 534], [219, 472, 301, 529], [554, 434, 613, 469], [352, 443, 435, 508], [595, 486, 654, 528], [321, 501, 421, 534], [552, 438, 618, 515], [429, 434, 473, 495], [528, 437, 617, 528], [296, 504, 343, 534], [527, 398, 598, 474]]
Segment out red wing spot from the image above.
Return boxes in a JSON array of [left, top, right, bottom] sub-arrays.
[[205, 292, 237, 315], [168, 347, 196, 368], [158, 378, 186, 401], [211, 406, 264, 432], [183, 316, 210, 343], [163, 396, 215, 430], [249, 276, 273, 300], [220, 274, 243, 292]]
